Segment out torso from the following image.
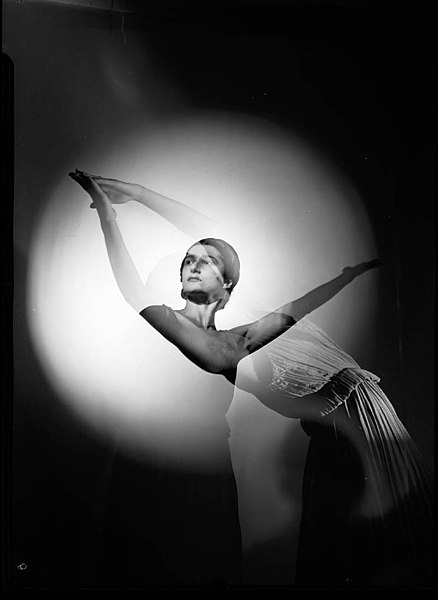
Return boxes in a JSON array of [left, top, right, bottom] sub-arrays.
[[172, 309, 249, 374]]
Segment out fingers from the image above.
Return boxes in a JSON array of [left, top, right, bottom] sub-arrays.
[[69, 170, 91, 188], [342, 259, 382, 280], [349, 259, 382, 271], [68, 170, 106, 198], [364, 259, 382, 270], [75, 169, 132, 188], [68, 170, 90, 189], [76, 169, 120, 184], [80, 170, 102, 179], [70, 168, 106, 181]]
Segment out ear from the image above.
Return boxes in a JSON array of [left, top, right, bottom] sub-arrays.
[[223, 281, 233, 289]]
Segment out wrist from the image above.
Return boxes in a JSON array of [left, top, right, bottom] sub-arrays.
[[132, 184, 146, 204], [99, 211, 117, 227], [341, 268, 355, 284]]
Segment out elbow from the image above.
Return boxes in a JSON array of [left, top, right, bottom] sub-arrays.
[[273, 311, 298, 329], [119, 291, 148, 313], [130, 300, 146, 313]]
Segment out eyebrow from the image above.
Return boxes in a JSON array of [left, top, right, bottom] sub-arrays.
[[185, 253, 220, 264]]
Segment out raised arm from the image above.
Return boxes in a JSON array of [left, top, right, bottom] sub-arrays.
[[233, 261, 381, 354], [77, 170, 220, 239], [69, 172, 149, 312]]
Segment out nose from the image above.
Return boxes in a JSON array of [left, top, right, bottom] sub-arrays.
[[190, 260, 201, 273]]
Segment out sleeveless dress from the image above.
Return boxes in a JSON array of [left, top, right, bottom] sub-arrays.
[[263, 318, 434, 586]]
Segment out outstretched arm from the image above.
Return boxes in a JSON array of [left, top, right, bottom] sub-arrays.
[[282, 262, 381, 321], [77, 170, 220, 239], [69, 172, 149, 312], [233, 261, 381, 354]]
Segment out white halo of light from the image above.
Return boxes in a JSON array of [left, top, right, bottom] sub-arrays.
[[28, 111, 378, 471]]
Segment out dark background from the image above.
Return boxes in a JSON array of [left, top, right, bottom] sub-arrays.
[[3, 0, 436, 589]]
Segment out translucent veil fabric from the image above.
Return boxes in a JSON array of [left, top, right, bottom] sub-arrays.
[[236, 317, 435, 585], [265, 317, 362, 412], [263, 317, 433, 501]]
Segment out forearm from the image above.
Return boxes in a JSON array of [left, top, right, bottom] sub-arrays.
[[280, 270, 354, 321], [135, 186, 220, 238], [100, 217, 147, 312]]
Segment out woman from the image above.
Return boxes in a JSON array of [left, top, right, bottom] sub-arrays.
[[69, 170, 433, 586]]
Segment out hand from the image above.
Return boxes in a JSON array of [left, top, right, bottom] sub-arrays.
[[342, 259, 382, 281], [69, 170, 116, 222], [73, 170, 143, 205]]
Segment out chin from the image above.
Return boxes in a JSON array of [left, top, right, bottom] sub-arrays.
[[188, 290, 221, 306], [184, 284, 203, 295]]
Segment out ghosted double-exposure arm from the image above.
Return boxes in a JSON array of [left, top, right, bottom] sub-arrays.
[[233, 261, 381, 355], [69, 171, 149, 311], [77, 170, 220, 239]]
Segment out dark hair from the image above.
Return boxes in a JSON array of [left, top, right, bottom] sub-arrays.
[[180, 238, 240, 293]]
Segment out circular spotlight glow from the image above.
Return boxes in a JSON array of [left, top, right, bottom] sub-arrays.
[[28, 112, 378, 471]]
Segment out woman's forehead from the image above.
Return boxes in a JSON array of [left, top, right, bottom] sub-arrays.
[[186, 244, 223, 260]]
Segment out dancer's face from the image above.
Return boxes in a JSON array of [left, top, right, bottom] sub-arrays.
[[181, 244, 231, 301]]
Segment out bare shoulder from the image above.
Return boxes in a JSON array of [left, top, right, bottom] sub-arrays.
[[139, 306, 249, 372], [139, 304, 182, 336], [140, 304, 174, 320]]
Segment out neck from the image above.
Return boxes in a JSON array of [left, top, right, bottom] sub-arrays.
[[179, 299, 221, 329]]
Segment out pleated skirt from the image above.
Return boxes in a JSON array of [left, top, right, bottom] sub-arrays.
[[296, 369, 435, 587]]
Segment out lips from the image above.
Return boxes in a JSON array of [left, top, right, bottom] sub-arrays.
[[188, 277, 201, 282]]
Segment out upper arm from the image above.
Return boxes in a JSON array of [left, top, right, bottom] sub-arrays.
[[139, 305, 182, 344], [138, 305, 227, 372], [139, 304, 200, 358]]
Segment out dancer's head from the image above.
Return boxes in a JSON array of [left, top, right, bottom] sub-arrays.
[[180, 238, 240, 309]]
